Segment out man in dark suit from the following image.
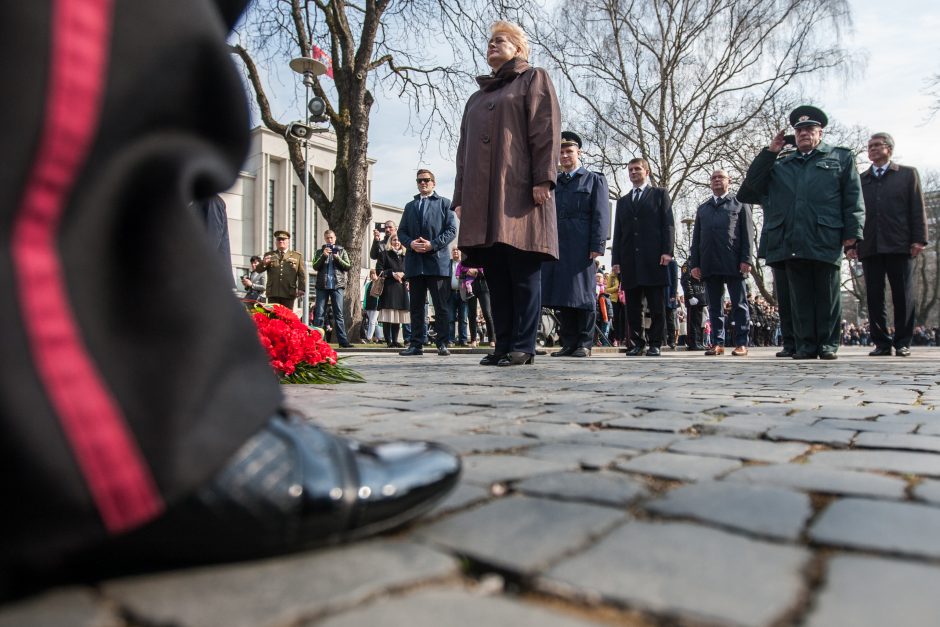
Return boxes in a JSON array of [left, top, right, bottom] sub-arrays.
[[542, 131, 610, 358], [690, 170, 755, 356], [397, 169, 458, 357], [611, 157, 676, 356], [854, 133, 929, 357]]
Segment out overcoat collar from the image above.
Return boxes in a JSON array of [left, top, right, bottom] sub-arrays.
[[476, 57, 531, 92]]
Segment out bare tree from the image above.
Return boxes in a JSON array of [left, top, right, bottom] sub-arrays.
[[230, 0, 475, 337], [523, 0, 854, 237]]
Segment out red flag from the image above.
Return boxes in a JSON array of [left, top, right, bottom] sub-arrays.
[[312, 45, 333, 79]]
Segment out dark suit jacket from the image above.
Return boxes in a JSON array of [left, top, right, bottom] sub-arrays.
[[689, 195, 755, 278], [858, 162, 928, 258], [397, 191, 457, 278], [611, 186, 675, 288]]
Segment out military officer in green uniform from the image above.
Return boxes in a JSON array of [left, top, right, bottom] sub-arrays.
[[258, 230, 306, 309], [738, 106, 864, 360]]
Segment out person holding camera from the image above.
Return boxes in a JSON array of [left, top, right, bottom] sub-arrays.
[[258, 230, 305, 309], [241, 255, 267, 306], [369, 219, 398, 260], [312, 229, 352, 348]]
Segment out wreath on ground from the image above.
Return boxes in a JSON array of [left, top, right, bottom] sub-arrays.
[[251, 303, 363, 384]]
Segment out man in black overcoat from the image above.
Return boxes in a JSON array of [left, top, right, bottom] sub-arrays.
[[855, 132, 929, 357], [611, 158, 675, 356]]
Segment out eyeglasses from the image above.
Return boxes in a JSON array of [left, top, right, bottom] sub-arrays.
[[867, 142, 889, 149], [416, 178, 432, 183]]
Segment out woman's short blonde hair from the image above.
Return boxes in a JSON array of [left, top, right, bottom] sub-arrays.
[[490, 21, 529, 61]]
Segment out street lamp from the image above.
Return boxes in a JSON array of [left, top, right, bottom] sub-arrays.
[[288, 56, 328, 325], [681, 217, 695, 251]]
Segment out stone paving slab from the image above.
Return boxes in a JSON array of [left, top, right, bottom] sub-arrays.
[[704, 414, 818, 439], [522, 443, 635, 469], [416, 496, 626, 575], [724, 464, 908, 500], [615, 451, 742, 482], [913, 478, 940, 505], [668, 436, 809, 463], [807, 449, 940, 476], [765, 424, 856, 447], [0, 588, 119, 627], [645, 481, 812, 541], [805, 555, 940, 627], [854, 432, 940, 453], [515, 471, 648, 507], [816, 418, 916, 433], [809, 498, 940, 559], [314, 587, 604, 627], [541, 521, 810, 627], [461, 455, 574, 486], [102, 541, 458, 627]]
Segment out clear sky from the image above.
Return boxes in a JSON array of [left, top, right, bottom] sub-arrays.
[[366, 0, 940, 207]]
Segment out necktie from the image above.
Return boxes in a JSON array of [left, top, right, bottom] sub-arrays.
[[633, 188, 641, 203], [875, 167, 884, 178], [562, 172, 571, 183]]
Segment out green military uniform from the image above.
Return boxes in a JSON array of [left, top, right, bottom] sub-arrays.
[[740, 119, 864, 358], [260, 248, 306, 308]]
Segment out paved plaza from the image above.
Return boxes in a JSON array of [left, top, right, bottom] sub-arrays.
[[4, 346, 940, 626]]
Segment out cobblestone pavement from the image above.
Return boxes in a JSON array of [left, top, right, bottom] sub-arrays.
[[4, 346, 940, 626]]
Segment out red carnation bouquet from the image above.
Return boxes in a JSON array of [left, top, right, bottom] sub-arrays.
[[251, 303, 363, 384]]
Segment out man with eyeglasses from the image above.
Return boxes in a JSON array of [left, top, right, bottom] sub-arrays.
[[398, 169, 458, 356], [854, 133, 928, 357], [259, 230, 306, 309], [738, 105, 864, 360]]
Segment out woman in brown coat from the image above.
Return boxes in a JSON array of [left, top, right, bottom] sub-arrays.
[[452, 21, 561, 366]]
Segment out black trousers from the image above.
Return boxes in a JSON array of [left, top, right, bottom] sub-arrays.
[[771, 264, 794, 351], [474, 245, 543, 355], [863, 254, 915, 349], [557, 306, 596, 349], [785, 259, 841, 356], [406, 275, 450, 348], [1, 1, 279, 577], [467, 277, 495, 343], [626, 285, 665, 348], [686, 305, 705, 348]]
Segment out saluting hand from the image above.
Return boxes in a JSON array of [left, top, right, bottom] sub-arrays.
[[769, 130, 786, 153]]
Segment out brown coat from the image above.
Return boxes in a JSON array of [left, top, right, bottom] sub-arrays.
[[453, 58, 560, 262]]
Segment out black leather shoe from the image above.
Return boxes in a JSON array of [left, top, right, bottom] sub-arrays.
[[775, 349, 795, 358], [479, 353, 505, 366], [791, 352, 817, 360], [646, 346, 661, 357], [819, 351, 838, 360], [399, 345, 424, 356], [551, 346, 575, 357], [437, 345, 451, 356], [624, 346, 646, 356], [869, 346, 892, 356], [88, 413, 460, 571], [497, 351, 534, 366], [338, 343, 353, 348], [896, 346, 911, 357], [569, 347, 591, 358]]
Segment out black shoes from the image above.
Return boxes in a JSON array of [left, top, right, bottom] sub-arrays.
[[775, 348, 795, 358], [819, 351, 838, 360], [479, 353, 505, 366], [624, 346, 646, 357], [399, 345, 424, 356], [869, 346, 892, 356], [437, 345, 451, 356], [83, 412, 460, 572], [646, 346, 661, 357], [551, 346, 575, 357], [497, 351, 535, 366], [569, 347, 591, 358], [338, 343, 353, 348], [896, 346, 911, 357]]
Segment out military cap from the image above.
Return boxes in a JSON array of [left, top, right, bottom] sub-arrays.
[[789, 105, 828, 129], [560, 130, 582, 148], [274, 230, 291, 239]]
